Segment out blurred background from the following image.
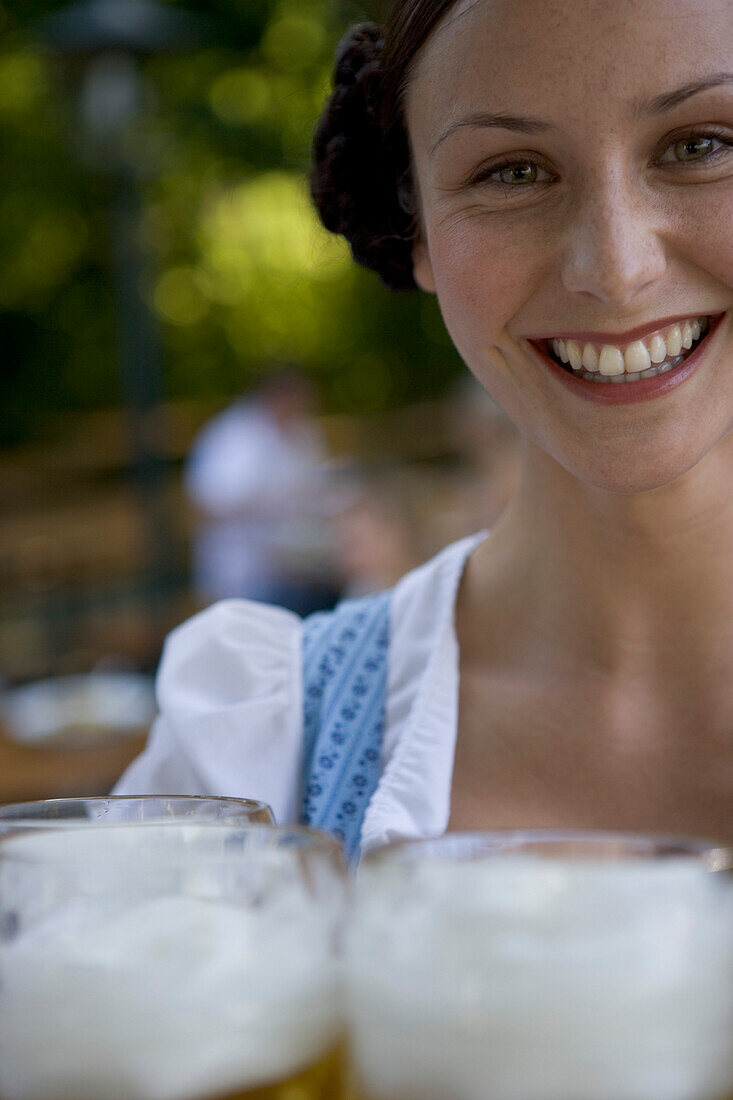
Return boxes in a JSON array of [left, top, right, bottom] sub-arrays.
[[0, 0, 519, 797]]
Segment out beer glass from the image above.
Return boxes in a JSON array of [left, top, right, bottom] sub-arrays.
[[0, 795, 274, 830], [0, 823, 346, 1100], [347, 830, 733, 1100]]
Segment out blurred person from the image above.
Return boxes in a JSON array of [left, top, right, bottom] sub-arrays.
[[185, 368, 339, 617], [117, 0, 733, 863], [441, 376, 521, 539], [334, 466, 428, 596]]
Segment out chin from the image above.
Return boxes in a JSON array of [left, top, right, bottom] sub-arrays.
[[579, 467, 693, 495], [558, 441, 715, 496]]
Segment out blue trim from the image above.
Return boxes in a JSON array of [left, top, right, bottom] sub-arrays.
[[300, 591, 390, 863]]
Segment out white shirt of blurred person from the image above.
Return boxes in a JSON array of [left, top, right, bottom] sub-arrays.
[[185, 370, 339, 617]]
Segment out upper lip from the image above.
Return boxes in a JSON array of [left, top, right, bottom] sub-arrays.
[[527, 312, 720, 346]]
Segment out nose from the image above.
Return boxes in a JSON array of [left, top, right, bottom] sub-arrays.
[[560, 168, 667, 307]]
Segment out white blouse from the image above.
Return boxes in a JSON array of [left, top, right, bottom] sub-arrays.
[[114, 533, 486, 852]]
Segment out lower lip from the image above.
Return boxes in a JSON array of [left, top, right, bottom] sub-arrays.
[[528, 314, 725, 405]]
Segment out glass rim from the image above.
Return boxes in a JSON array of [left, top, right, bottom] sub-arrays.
[[0, 821, 345, 868], [364, 828, 733, 872], [0, 795, 274, 820]]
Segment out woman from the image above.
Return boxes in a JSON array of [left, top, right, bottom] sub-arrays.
[[116, 0, 733, 858]]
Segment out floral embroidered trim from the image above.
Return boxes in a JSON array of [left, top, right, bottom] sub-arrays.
[[301, 591, 390, 862]]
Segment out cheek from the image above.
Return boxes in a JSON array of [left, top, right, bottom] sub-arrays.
[[686, 191, 733, 288], [426, 216, 548, 367], [662, 187, 733, 290], [425, 222, 548, 434]]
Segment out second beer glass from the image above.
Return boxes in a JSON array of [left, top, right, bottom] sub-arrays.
[[347, 831, 733, 1100]]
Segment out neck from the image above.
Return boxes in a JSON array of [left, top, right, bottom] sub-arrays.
[[471, 432, 733, 683]]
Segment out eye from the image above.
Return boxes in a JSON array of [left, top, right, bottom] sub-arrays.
[[470, 159, 554, 187], [496, 162, 542, 184], [657, 130, 732, 165], [673, 135, 716, 161]]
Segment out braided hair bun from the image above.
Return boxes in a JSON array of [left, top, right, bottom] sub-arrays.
[[311, 23, 417, 292]]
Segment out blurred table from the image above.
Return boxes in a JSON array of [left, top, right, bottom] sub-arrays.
[[0, 726, 148, 804]]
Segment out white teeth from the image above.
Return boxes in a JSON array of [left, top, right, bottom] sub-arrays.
[[567, 339, 583, 370], [648, 334, 667, 363], [549, 315, 710, 382], [598, 345, 625, 376], [582, 343, 599, 371], [552, 338, 570, 363], [666, 325, 682, 356], [624, 340, 651, 373]]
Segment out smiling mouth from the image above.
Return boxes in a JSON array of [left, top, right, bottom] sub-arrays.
[[543, 316, 711, 383]]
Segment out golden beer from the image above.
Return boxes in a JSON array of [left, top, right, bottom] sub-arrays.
[[208, 1043, 346, 1100]]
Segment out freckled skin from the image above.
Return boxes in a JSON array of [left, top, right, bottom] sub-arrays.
[[407, 0, 733, 493], [402, 0, 733, 841]]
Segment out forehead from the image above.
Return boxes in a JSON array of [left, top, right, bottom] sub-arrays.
[[407, 0, 732, 138]]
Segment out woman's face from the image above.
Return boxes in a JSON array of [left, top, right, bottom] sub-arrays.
[[407, 0, 733, 493]]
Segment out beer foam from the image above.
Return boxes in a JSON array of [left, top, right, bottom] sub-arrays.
[[0, 829, 342, 1100], [348, 856, 733, 1100]]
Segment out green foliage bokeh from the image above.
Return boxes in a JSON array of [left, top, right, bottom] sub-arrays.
[[0, 0, 463, 446]]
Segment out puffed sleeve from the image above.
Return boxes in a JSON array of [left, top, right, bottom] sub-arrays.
[[113, 599, 304, 825]]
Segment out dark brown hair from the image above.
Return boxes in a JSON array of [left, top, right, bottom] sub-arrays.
[[310, 0, 461, 291]]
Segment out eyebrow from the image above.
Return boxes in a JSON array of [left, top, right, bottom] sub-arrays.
[[429, 74, 733, 158], [635, 73, 733, 116], [429, 113, 554, 156]]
